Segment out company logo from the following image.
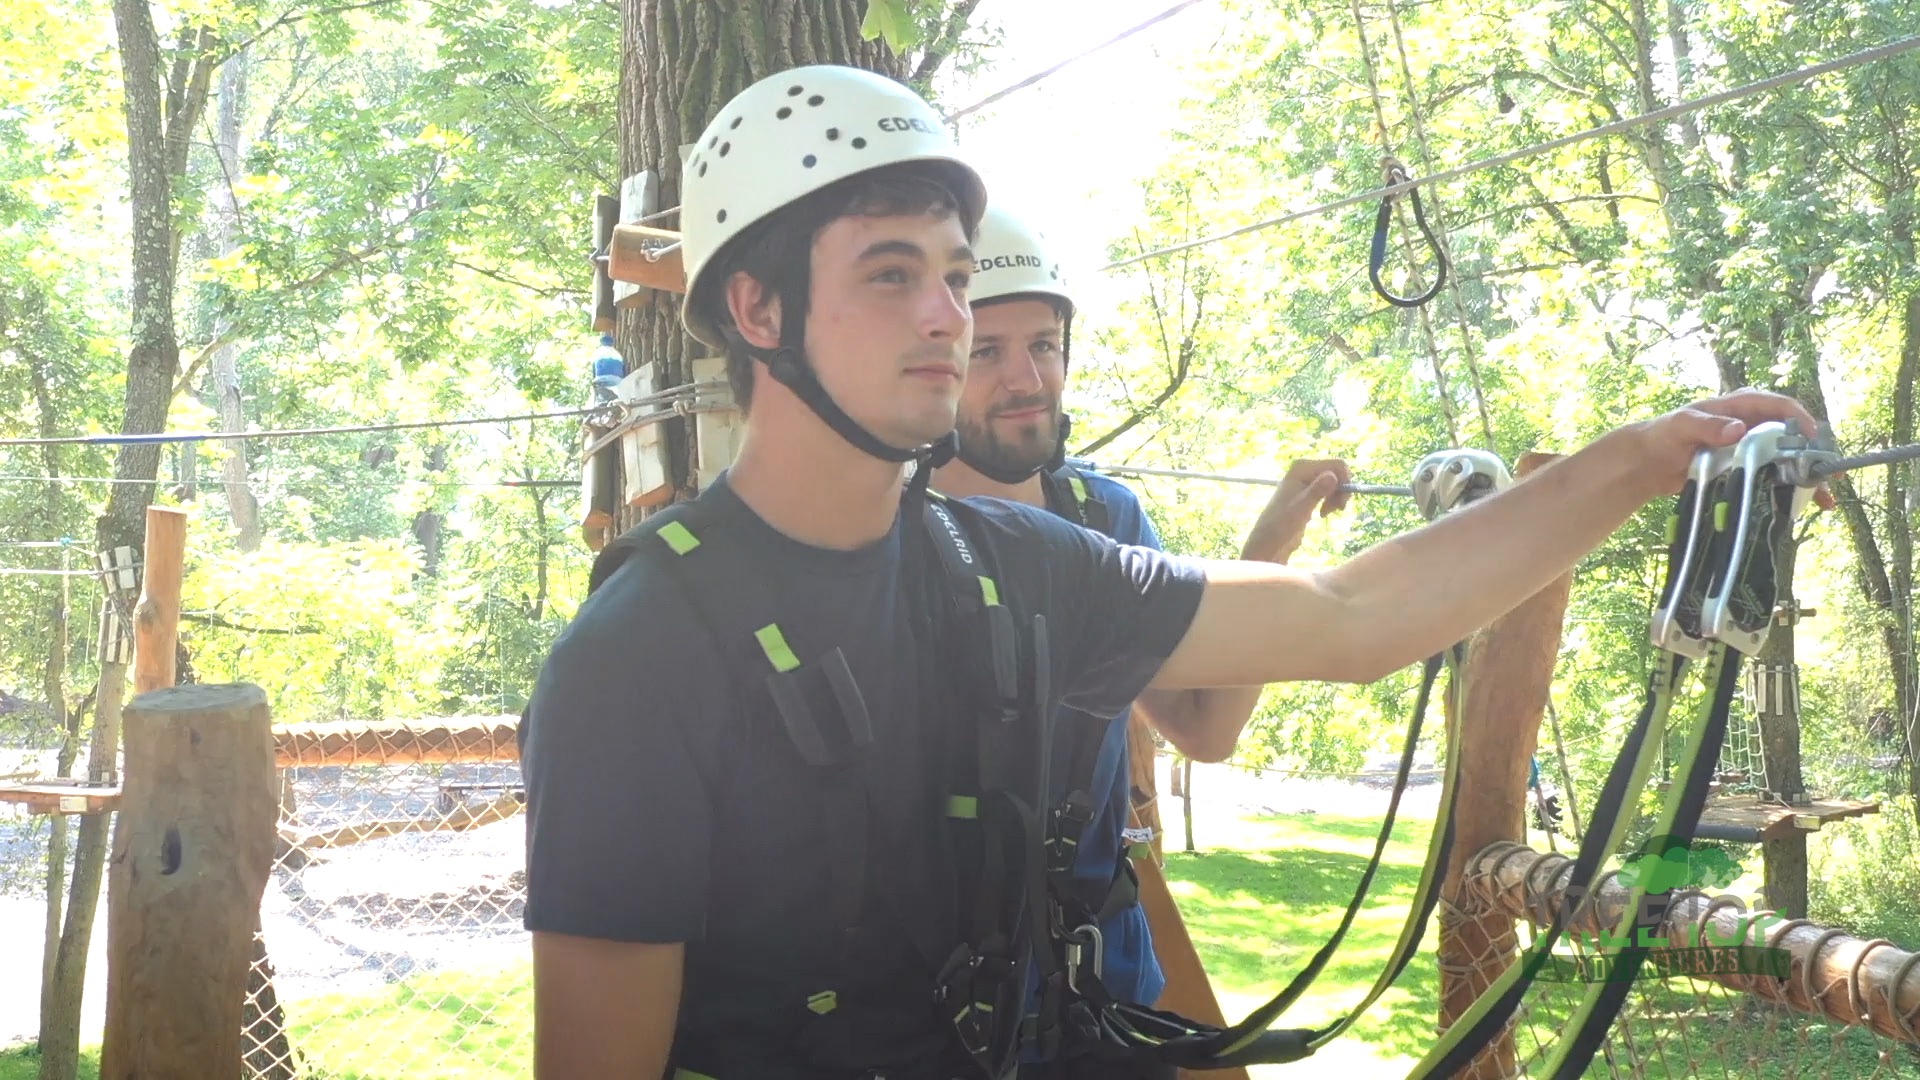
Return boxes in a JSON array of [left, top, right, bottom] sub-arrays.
[[929, 501, 973, 565], [877, 116, 939, 134], [975, 254, 1044, 274], [1528, 837, 1790, 983]]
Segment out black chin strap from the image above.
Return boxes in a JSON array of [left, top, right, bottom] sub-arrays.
[[757, 289, 954, 471], [956, 413, 1074, 485]]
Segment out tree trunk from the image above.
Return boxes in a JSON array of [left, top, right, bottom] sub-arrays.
[[616, 0, 905, 525], [29, 361, 75, 999], [212, 50, 262, 551], [1756, 540, 1808, 919], [1891, 293, 1917, 814], [41, 0, 208, 1073], [1181, 756, 1195, 854], [412, 445, 449, 576]]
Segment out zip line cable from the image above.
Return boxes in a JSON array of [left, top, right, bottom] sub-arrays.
[[0, 405, 605, 449], [942, 1, 1212, 123], [1099, 33, 1920, 273], [0, 382, 724, 449]]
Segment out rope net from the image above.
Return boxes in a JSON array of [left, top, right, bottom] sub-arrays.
[[239, 720, 529, 1079], [1437, 841, 1920, 1079]]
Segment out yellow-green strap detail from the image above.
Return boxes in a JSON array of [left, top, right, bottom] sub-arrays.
[[755, 624, 801, 673], [807, 990, 838, 1015], [659, 520, 700, 555], [947, 794, 979, 819], [978, 576, 1000, 607], [1126, 842, 1153, 861], [1069, 474, 1090, 505]]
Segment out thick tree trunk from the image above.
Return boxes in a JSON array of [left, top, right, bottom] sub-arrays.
[[616, 0, 905, 523], [212, 51, 262, 551], [1757, 540, 1808, 919], [41, 0, 207, 1074]]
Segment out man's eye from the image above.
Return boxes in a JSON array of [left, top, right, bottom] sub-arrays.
[[971, 345, 997, 362], [1033, 340, 1057, 354], [946, 271, 972, 290], [872, 268, 909, 284]]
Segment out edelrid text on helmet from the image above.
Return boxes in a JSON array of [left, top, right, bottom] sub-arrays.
[[968, 203, 1073, 317], [678, 65, 988, 349]]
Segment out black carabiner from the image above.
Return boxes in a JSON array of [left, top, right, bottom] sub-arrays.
[[1369, 159, 1449, 309]]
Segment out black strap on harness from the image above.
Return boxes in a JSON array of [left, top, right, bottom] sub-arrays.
[[1041, 463, 1111, 538]]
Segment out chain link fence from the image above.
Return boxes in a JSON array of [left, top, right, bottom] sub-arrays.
[[240, 727, 530, 1080]]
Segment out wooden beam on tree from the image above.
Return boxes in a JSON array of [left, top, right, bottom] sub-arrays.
[[271, 716, 520, 767], [0, 781, 121, 815], [607, 224, 687, 295], [1436, 452, 1575, 1080], [132, 505, 187, 695], [101, 683, 277, 1080]]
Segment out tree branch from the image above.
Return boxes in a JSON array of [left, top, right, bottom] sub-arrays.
[[218, 0, 407, 65], [910, 0, 985, 86], [450, 259, 575, 299], [181, 611, 318, 635], [170, 336, 230, 400]]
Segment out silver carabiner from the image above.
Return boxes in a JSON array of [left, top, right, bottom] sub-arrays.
[[1064, 922, 1105, 995]]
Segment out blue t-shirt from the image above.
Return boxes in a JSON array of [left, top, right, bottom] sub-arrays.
[[1026, 469, 1169, 1027]]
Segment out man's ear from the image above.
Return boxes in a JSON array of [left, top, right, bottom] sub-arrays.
[[724, 270, 783, 351]]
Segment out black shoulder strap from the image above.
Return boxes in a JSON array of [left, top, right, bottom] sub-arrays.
[[599, 500, 876, 952], [1043, 464, 1113, 538]]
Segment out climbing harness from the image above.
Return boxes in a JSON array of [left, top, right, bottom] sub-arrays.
[[1368, 158, 1449, 309]]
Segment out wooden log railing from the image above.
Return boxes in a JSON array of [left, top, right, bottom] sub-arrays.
[[1464, 840, 1920, 1047]]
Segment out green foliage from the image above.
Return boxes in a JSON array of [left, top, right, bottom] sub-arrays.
[[1617, 841, 1745, 895], [1811, 796, 1920, 945], [861, 0, 925, 52]]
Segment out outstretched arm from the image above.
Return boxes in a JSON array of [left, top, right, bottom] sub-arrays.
[[1149, 391, 1821, 691], [1138, 459, 1350, 761]]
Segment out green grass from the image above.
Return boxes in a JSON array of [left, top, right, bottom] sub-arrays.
[[6, 809, 1910, 1079], [1163, 810, 1445, 1075], [0, 1045, 98, 1080]]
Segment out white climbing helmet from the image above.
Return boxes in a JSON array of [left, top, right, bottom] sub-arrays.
[[1411, 448, 1512, 521], [679, 65, 988, 348], [968, 202, 1074, 316]]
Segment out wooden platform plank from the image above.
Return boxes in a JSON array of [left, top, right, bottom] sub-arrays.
[[0, 781, 123, 815], [1695, 794, 1879, 842]]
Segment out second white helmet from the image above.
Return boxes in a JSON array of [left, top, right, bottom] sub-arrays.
[[968, 202, 1074, 316]]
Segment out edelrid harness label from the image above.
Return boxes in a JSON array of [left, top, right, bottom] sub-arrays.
[[929, 501, 974, 565]]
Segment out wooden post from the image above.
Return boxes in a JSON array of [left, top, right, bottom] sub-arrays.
[[1436, 453, 1575, 1079], [101, 684, 277, 1080], [132, 505, 187, 695]]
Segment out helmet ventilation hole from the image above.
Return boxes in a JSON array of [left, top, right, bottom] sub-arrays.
[[803, 154, 817, 168], [807, 94, 824, 106], [787, 85, 803, 96], [720, 142, 731, 156], [852, 137, 867, 149], [729, 116, 742, 130], [777, 106, 792, 120], [826, 128, 840, 141], [717, 210, 727, 223]]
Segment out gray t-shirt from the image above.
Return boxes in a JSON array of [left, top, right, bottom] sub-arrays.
[[519, 474, 1207, 1073]]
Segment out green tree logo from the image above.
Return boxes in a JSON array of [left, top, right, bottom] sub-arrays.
[[1617, 840, 1743, 895]]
